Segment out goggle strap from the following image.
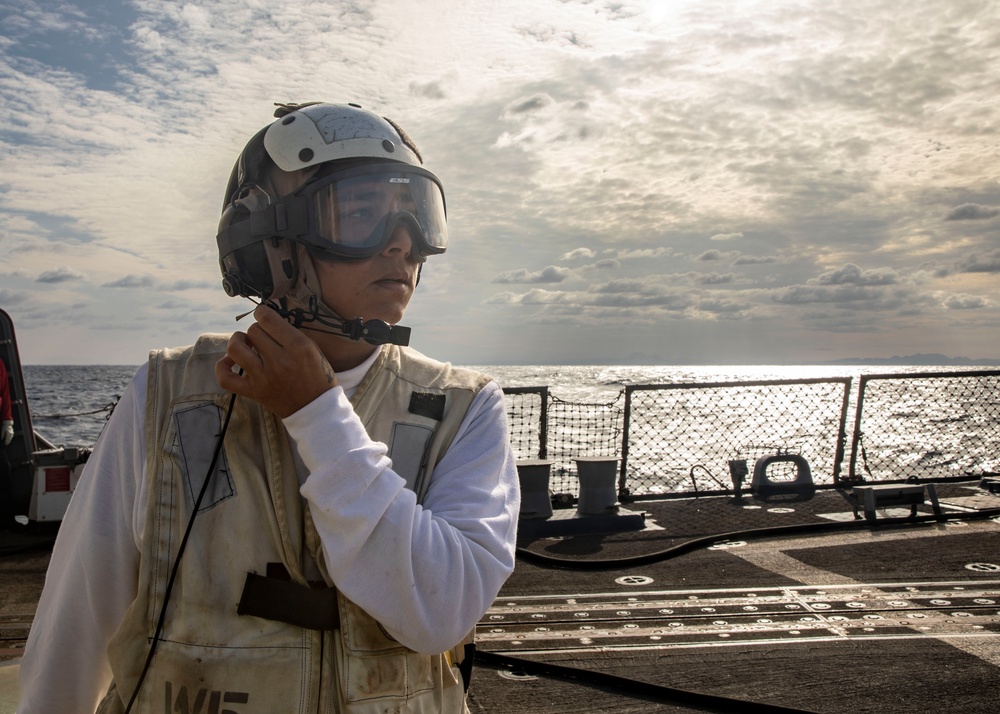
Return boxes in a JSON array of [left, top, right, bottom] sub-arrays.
[[254, 196, 309, 238], [218, 196, 310, 255]]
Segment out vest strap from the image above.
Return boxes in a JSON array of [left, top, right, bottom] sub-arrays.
[[237, 572, 341, 631]]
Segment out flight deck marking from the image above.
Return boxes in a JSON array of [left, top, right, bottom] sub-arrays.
[[491, 523, 1000, 659], [479, 580, 1000, 654]]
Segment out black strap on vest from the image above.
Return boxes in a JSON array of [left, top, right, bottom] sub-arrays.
[[237, 570, 340, 631]]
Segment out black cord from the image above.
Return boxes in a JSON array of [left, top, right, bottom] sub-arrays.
[[123, 391, 239, 713], [475, 650, 821, 714], [515, 506, 1000, 571]]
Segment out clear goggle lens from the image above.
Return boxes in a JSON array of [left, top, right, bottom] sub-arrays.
[[304, 164, 447, 259]]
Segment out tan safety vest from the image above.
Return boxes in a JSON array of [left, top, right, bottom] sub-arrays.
[[97, 335, 490, 713]]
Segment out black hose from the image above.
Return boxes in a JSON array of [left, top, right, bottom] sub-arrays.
[[475, 649, 821, 713], [515, 508, 1000, 570]]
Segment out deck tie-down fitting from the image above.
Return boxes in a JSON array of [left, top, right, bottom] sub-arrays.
[[751, 452, 814, 497], [851, 483, 942, 521], [515, 459, 555, 520], [574, 457, 621, 515]]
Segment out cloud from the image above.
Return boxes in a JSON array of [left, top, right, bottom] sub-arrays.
[[493, 266, 571, 284], [945, 203, 1000, 221], [733, 254, 780, 265], [815, 263, 898, 286], [2, 0, 999, 364], [503, 93, 555, 116], [561, 247, 596, 260], [694, 272, 736, 285], [164, 279, 215, 291], [516, 288, 571, 305], [410, 80, 446, 100], [942, 293, 988, 310], [103, 274, 155, 288], [772, 285, 891, 305], [696, 298, 751, 315], [485, 291, 520, 305], [615, 248, 675, 260], [36, 267, 84, 283], [0, 288, 27, 304], [957, 249, 1000, 274]]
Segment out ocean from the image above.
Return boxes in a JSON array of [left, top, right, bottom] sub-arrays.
[[22, 362, 938, 450]]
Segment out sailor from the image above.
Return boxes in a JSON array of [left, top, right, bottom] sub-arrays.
[[18, 102, 520, 713], [0, 357, 15, 531]]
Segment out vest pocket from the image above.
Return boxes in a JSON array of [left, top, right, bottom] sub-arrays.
[[170, 401, 236, 512], [129, 639, 311, 714], [387, 422, 434, 491], [336, 596, 438, 702]]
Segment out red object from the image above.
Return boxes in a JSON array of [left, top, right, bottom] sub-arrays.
[[44, 467, 71, 492]]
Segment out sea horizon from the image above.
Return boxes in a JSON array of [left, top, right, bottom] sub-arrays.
[[20, 354, 1000, 368], [19, 362, 1000, 450]]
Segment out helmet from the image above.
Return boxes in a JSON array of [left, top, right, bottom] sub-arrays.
[[216, 102, 448, 302]]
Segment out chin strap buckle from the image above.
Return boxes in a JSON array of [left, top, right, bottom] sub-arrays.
[[341, 318, 411, 346]]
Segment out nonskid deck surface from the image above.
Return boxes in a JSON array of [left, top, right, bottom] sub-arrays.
[[3, 485, 1000, 711], [469, 484, 1000, 713], [482, 579, 1000, 654]]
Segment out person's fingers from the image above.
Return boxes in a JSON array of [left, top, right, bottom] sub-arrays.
[[213, 309, 337, 417], [214, 354, 243, 391], [225, 331, 263, 372]]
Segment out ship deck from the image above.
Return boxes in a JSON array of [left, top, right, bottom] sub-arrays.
[[3, 482, 1000, 712], [468, 480, 1000, 713]]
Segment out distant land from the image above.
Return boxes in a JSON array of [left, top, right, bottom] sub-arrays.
[[824, 353, 1000, 366]]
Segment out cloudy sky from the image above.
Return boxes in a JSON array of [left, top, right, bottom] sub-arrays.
[[1, 0, 998, 366]]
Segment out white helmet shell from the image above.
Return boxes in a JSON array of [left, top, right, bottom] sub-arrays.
[[263, 103, 421, 172]]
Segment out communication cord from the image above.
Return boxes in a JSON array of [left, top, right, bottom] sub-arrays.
[[122, 391, 239, 714]]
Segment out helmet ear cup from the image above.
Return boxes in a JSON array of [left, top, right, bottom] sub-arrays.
[[218, 202, 277, 299], [221, 241, 275, 300]]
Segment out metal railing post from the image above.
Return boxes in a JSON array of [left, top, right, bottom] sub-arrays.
[[538, 387, 548, 459], [833, 378, 853, 485], [619, 385, 633, 498], [849, 377, 870, 481]]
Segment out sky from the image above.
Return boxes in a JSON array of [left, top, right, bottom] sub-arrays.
[[1, 0, 998, 366]]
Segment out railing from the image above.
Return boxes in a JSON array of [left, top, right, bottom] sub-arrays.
[[849, 370, 1000, 482], [622, 378, 851, 498], [503, 386, 549, 460], [503, 369, 1000, 499]]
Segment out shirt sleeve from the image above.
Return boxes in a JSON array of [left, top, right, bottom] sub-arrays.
[[286, 381, 520, 654], [17, 365, 146, 714]]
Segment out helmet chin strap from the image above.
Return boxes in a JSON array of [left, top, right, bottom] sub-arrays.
[[266, 299, 412, 346], [241, 243, 412, 346]]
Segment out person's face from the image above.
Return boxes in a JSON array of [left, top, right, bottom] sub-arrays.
[[311, 220, 422, 327]]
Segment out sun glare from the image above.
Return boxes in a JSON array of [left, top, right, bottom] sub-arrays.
[[645, 0, 698, 25]]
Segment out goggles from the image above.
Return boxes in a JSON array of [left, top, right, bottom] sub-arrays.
[[218, 162, 448, 262]]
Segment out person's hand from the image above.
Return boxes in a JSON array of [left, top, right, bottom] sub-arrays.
[[1, 420, 13, 446], [215, 304, 338, 418]]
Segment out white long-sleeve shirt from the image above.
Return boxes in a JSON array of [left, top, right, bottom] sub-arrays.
[[18, 348, 520, 713]]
